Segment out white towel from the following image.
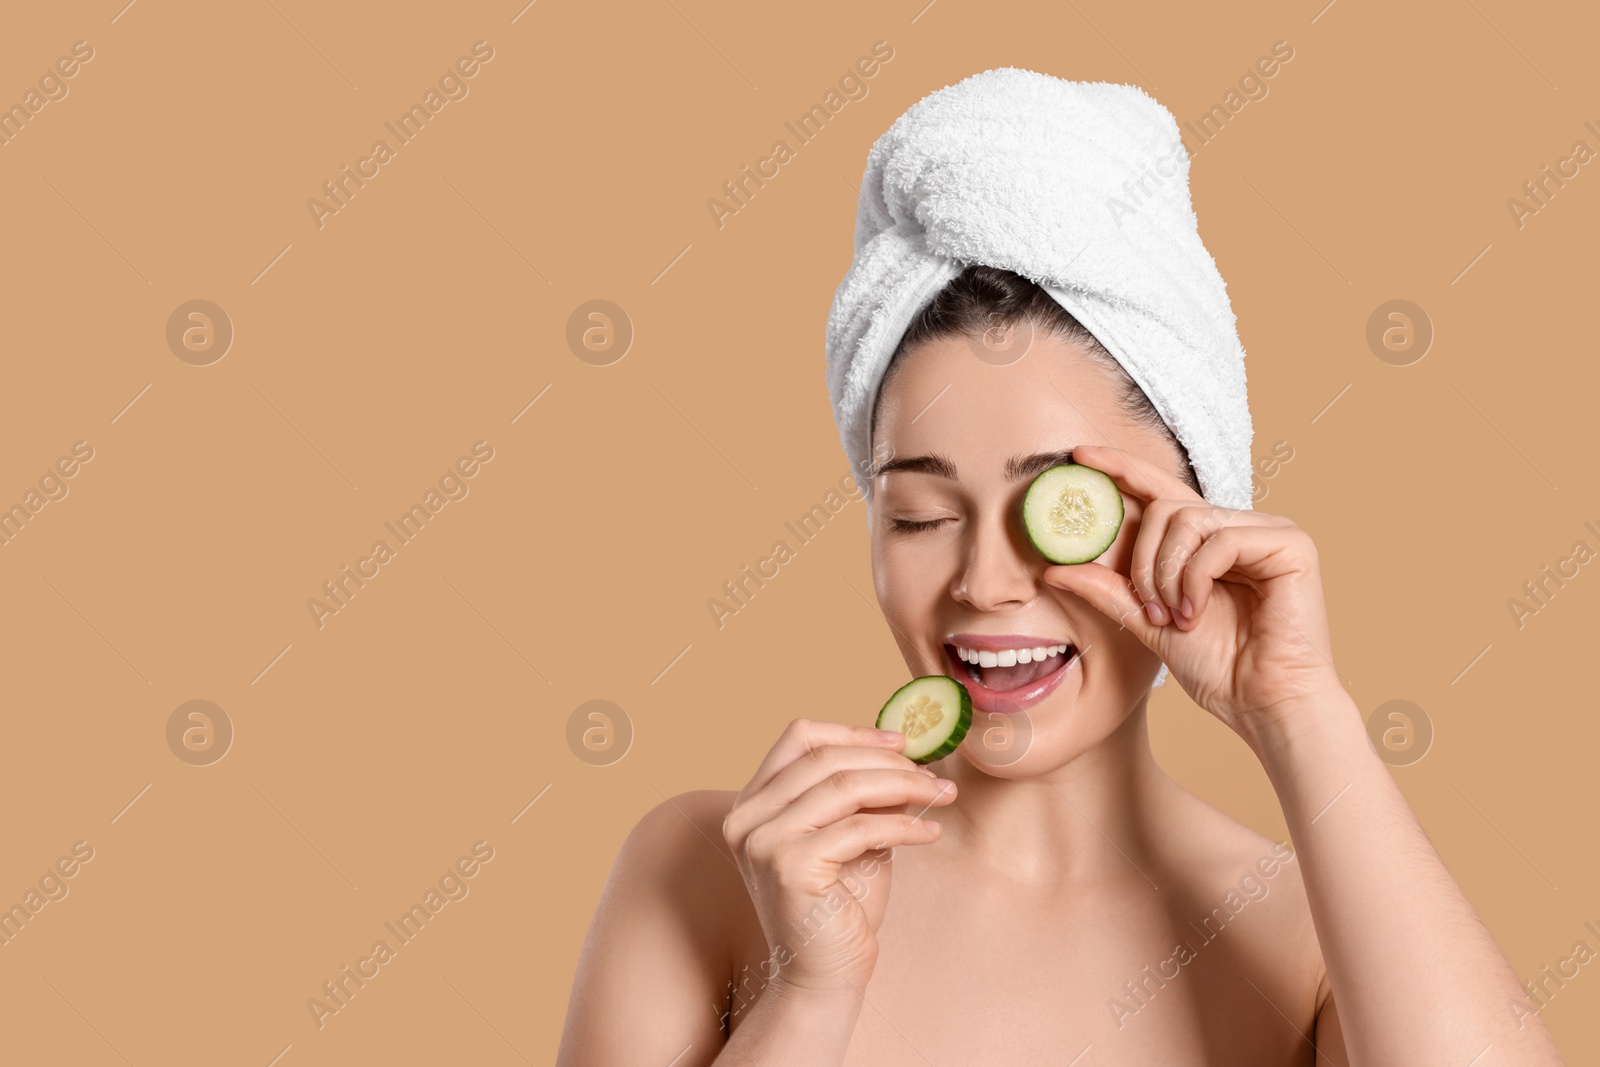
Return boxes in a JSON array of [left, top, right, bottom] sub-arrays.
[[825, 67, 1257, 690]]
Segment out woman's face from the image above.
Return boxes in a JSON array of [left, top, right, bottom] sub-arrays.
[[869, 327, 1190, 776]]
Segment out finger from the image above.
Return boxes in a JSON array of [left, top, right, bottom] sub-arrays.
[[731, 745, 925, 837], [743, 719, 905, 798], [1067, 443, 1205, 509], [772, 771, 956, 834], [1135, 504, 1292, 619], [1181, 524, 1315, 620], [1040, 559, 1167, 654], [809, 811, 946, 867], [1127, 497, 1180, 615], [1151, 504, 1247, 618]]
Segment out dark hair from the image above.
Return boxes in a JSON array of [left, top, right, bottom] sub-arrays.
[[869, 264, 1201, 495]]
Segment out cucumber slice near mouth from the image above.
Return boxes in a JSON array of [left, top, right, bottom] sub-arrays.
[[1022, 463, 1124, 565], [875, 675, 972, 764]]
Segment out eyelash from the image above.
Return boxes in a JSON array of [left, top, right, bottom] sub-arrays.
[[889, 517, 952, 534]]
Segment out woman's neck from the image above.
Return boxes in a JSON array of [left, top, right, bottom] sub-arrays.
[[931, 700, 1176, 890]]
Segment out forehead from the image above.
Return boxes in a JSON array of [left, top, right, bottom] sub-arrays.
[[872, 331, 1142, 462]]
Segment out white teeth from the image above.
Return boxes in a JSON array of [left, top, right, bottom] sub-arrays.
[[955, 643, 1072, 664]]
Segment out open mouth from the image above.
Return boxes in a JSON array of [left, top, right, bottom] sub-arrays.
[[945, 641, 1078, 695]]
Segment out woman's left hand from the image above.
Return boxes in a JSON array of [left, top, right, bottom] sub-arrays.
[[1039, 443, 1344, 742]]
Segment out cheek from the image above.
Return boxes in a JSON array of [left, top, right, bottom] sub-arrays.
[[874, 537, 942, 612], [872, 537, 956, 654]]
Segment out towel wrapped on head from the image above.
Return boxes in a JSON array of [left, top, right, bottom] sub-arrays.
[[825, 67, 1256, 690]]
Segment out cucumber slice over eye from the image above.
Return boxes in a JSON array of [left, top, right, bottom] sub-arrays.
[[1022, 463, 1124, 564], [875, 675, 972, 764]]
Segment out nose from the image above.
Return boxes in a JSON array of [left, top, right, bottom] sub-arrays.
[[949, 505, 1037, 610]]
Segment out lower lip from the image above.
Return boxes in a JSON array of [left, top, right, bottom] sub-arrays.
[[945, 645, 1079, 715]]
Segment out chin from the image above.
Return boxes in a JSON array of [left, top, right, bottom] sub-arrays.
[[949, 708, 1088, 777]]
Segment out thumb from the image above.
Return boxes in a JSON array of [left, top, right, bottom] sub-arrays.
[[1041, 561, 1166, 654]]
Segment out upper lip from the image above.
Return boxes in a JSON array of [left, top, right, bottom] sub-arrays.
[[945, 632, 1075, 651]]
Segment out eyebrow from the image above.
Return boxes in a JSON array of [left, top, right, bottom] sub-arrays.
[[871, 448, 1078, 483]]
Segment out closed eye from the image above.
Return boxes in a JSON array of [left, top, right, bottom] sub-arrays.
[[888, 517, 952, 534]]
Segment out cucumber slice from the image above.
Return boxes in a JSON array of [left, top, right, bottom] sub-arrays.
[[1022, 463, 1124, 564], [875, 675, 972, 764]]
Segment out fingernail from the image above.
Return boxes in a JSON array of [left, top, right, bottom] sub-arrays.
[[879, 729, 903, 741], [1144, 599, 1163, 623], [1182, 595, 1194, 617], [918, 766, 937, 777]]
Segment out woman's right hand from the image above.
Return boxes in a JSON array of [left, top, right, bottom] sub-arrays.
[[721, 718, 957, 997]]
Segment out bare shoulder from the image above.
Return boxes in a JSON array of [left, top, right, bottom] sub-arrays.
[[1154, 781, 1326, 989], [627, 787, 737, 849], [556, 789, 752, 1066], [621, 787, 748, 913]]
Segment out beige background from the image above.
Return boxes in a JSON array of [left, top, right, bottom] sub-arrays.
[[1, 0, 1596, 1062]]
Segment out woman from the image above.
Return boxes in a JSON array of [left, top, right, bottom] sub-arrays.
[[556, 71, 1566, 1066]]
